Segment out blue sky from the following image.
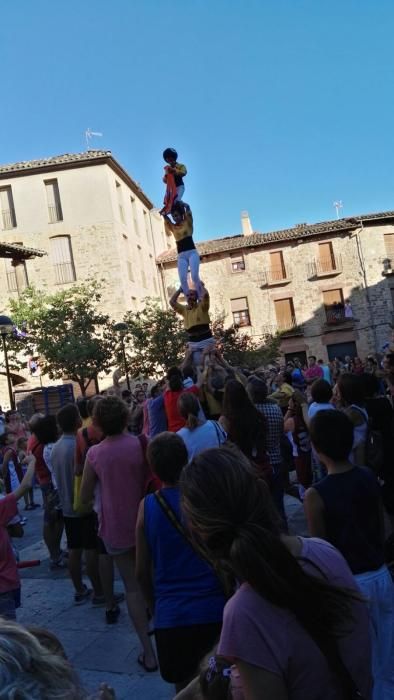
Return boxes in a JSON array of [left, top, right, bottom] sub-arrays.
[[1, 0, 393, 241]]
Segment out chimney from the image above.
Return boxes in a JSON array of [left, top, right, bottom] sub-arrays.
[[241, 211, 253, 236]]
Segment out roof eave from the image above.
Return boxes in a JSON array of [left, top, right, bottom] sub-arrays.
[[0, 153, 154, 210]]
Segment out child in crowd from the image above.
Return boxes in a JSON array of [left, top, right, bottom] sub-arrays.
[[17, 436, 38, 511], [0, 456, 35, 619], [305, 409, 394, 699], [0, 433, 26, 527], [161, 147, 187, 214]]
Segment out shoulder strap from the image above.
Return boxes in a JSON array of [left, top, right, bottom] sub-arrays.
[[211, 420, 226, 446], [154, 490, 212, 567]]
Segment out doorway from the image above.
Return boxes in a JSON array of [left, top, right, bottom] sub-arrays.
[[326, 341, 357, 362]]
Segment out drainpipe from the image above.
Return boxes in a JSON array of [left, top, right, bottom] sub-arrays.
[[353, 219, 379, 351]]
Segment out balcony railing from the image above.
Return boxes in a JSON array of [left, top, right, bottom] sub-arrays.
[[307, 255, 342, 278], [53, 261, 76, 284], [1, 208, 17, 229], [262, 317, 304, 336], [261, 266, 291, 286], [324, 306, 354, 326], [48, 203, 63, 223]]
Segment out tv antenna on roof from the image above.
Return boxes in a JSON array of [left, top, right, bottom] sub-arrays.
[[333, 200, 343, 219], [85, 128, 103, 149]]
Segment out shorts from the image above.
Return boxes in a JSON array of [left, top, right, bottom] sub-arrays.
[[0, 588, 21, 620], [41, 484, 63, 524], [63, 513, 98, 550], [155, 621, 222, 684]]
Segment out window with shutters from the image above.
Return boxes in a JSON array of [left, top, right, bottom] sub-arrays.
[[127, 261, 134, 282], [50, 236, 76, 284], [44, 179, 63, 223], [116, 182, 125, 224], [0, 186, 17, 229], [318, 242, 336, 273], [384, 234, 394, 264], [4, 250, 28, 294], [274, 298, 296, 331], [231, 297, 250, 326], [130, 197, 140, 236], [322, 288, 345, 324], [143, 211, 151, 244], [269, 251, 287, 281], [230, 252, 245, 272], [138, 246, 147, 288]]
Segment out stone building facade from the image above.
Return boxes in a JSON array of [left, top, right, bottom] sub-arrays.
[[0, 150, 170, 405], [0, 150, 168, 319], [157, 210, 394, 363]]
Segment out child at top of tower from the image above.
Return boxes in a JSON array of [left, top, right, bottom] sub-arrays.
[[161, 148, 187, 214], [163, 148, 187, 198]]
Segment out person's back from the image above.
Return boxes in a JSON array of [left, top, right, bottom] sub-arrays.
[[144, 487, 225, 629], [88, 433, 146, 549], [51, 434, 77, 517], [164, 386, 199, 432], [313, 466, 384, 574], [177, 420, 226, 461]]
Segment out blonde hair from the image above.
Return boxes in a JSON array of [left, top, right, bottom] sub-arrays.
[[0, 618, 86, 699]]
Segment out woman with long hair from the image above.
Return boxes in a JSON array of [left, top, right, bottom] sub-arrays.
[[284, 389, 313, 492], [220, 380, 268, 478], [179, 447, 372, 700], [177, 393, 226, 460]]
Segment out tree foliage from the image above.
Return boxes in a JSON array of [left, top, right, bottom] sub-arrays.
[[212, 318, 281, 368], [122, 300, 187, 377], [8, 282, 116, 395]]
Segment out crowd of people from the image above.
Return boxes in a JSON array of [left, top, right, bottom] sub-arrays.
[[0, 338, 394, 699]]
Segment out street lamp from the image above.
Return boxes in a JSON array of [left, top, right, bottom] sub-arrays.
[[0, 315, 15, 410], [114, 322, 131, 392]]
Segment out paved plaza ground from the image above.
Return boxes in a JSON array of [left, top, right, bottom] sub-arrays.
[[14, 489, 308, 699]]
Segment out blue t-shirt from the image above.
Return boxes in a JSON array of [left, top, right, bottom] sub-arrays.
[[147, 395, 167, 437], [144, 487, 225, 628], [308, 402, 335, 420]]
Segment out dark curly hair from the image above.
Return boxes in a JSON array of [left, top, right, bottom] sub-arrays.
[[93, 396, 129, 436]]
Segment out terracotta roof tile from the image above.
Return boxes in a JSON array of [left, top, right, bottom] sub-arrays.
[[0, 150, 112, 174], [156, 210, 394, 264]]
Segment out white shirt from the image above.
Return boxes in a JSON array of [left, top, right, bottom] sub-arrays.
[[177, 421, 226, 461]]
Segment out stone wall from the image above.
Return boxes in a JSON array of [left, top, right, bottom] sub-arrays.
[[160, 222, 394, 361]]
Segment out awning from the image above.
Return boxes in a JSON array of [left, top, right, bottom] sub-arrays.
[[0, 241, 46, 262]]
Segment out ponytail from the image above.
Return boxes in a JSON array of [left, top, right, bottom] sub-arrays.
[[178, 392, 201, 431], [186, 412, 200, 430]]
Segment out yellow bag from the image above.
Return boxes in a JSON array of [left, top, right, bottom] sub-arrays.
[[73, 475, 91, 515]]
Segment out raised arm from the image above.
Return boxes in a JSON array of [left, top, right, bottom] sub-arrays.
[[169, 287, 185, 314]]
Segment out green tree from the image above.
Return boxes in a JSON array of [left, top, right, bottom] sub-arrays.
[[212, 318, 281, 368], [8, 282, 116, 395], [122, 299, 187, 377]]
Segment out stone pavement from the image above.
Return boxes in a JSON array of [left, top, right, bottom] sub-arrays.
[[13, 489, 308, 699], [15, 496, 172, 700]]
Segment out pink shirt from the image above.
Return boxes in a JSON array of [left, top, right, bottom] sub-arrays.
[[0, 494, 20, 593], [305, 365, 324, 382], [87, 433, 149, 549], [218, 538, 372, 700]]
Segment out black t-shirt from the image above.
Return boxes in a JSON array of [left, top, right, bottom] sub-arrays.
[[314, 467, 384, 574]]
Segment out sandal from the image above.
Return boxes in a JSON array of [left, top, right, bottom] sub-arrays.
[[137, 653, 158, 673]]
